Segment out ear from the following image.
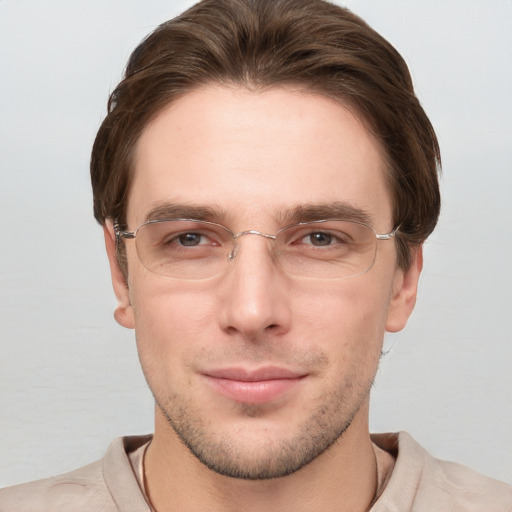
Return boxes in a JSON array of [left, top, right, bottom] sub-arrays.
[[385, 245, 423, 333], [103, 222, 135, 329]]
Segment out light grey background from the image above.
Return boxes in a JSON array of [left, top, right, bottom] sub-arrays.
[[1, 0, 511, 487]]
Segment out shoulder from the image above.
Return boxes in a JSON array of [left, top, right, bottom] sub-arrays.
[[0, 460, 112, 512], [0, 436, 152, 512], [372, 431, 512, 511]]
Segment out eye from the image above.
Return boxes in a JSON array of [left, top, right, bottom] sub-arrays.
[[175, 232, 207, 247], [163, 230, 223, 249], [298, 231, 349, 247], [140, 221, 230, 261], [306, 232, 334, 246]]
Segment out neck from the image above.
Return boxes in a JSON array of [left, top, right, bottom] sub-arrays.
[[144, 403, 381, 512]]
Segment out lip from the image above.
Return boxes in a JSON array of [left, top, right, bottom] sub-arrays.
[[202, 366, 306, 404]]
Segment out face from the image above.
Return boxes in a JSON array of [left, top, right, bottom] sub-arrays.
[[105, 85, 421, 479]]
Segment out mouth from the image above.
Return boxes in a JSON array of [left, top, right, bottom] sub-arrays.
[[202, 366, 307, 405]]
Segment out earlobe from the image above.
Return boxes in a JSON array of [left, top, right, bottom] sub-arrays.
[[103, 222, 135, 329], [385, 245, 423, 333]]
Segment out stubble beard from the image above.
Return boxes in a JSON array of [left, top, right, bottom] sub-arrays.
[[153, 378, 373, 480]]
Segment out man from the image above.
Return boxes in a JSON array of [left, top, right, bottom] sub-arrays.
[[1, 0, 511, 510]]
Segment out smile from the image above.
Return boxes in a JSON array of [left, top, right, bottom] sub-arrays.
[[202, 366, 307, 404]]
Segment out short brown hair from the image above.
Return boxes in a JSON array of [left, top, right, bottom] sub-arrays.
[[91, 0, 440, 269]]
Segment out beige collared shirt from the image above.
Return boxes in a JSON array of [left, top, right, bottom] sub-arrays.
[[1, 432, 511, 511]]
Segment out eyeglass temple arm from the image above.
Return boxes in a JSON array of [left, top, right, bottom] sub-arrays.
[[112, 221, 136, 257], [376, 226, 400, 241], [113, 221, 136, 239]]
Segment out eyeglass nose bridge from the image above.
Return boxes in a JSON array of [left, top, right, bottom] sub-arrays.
[[228, 230, 277, 261]]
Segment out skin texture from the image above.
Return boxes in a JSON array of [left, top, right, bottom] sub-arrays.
[[104, 85, 422, 511]]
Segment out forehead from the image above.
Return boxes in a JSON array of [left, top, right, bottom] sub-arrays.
[[128, 85, 392, 229]]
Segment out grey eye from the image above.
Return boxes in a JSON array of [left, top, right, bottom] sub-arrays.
[[177, 233, 203, 246], [308, 232, 333, 246]]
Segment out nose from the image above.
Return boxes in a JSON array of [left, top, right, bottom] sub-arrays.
[[218, 234, 292, 341]]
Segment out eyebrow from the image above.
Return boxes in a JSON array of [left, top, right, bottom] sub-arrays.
[[280, 202, 373, 225], [143, 201, 372, 226], [144, 202, 228, 223]]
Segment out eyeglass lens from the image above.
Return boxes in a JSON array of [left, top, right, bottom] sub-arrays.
[[131, 219, 381, 280]]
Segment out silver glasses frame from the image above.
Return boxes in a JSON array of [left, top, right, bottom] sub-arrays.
[[114, 218, 399, 278]]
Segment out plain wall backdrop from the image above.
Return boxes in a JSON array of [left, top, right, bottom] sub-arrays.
[[1, 0, 511, 487]]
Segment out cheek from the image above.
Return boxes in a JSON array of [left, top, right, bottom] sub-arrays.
[[130, 282, 220, 401], [130, 278, 218, 361], [296, 279, 391, 360]]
